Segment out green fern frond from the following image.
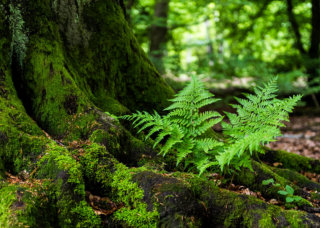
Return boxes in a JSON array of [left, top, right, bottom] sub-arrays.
[[176, 138, 194, 166], [195, 138, 223, 153], [193, 157, 216, 176], [121, 76, 222, 175], [160, 125, 184, 156], [218, 77, 301, 171], [121, 76, 300, 175]]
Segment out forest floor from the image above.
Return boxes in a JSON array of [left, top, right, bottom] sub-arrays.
[[166, 76, 320, 214], [218, 114, 320, 212], [268, 115, 320, 160]]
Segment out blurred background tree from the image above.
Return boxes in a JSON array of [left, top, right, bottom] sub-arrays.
[[125, 0, 320, 105]]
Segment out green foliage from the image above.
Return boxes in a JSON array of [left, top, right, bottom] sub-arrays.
[[278, 185, 303, 204], [71, 201, 101, 227], [130, 0, 318, 95], [262, 178, 280, 187], [0, 186, 17, 227], [38, 142, 84, 194], [122, 77, 300, 174], [8, 3, 28, 67], [121, 76, 224, 175], [217, 77, 302, 171], [37, 142, 101, 227], [111, 163, 159, 227], [262, 179, 303, 205]]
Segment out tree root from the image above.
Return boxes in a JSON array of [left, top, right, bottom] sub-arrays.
[[261, 147, 320, 173]]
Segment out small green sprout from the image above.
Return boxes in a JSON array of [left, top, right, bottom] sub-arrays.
[[278, 185, 303, 203], [262, 178, 280, 187], [262, 179, 302, 204]]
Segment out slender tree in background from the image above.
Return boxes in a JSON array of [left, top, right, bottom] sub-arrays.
[[286, 0, 320, 105], [149, 0, 170, 74], [125, 0, 137, 25], [286, 0, 320, 75], [308, 0, 320, 80]]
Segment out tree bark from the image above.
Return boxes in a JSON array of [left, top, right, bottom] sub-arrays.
[[125, 0, 136, 25], [1, 0, 320, 227], [149, 0, 169, 74], [309, 0, 320, 60], [286, 0, 306, 55], [307, 0, 320, 83], [286, 0, 320, 105]]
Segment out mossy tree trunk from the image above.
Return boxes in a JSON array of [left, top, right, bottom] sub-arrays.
[[1, 0, 320, 227]]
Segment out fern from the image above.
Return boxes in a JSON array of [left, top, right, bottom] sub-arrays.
[[121, 76, 301, 175], [121, 76, 223, 175], [217, 77, 302, 171]]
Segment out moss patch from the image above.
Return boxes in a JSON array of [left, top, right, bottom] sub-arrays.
[[111, 164, 159, 227], [37, 142, 101, 227]]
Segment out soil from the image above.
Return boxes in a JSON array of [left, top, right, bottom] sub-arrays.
[[267, 116, 320, 160]]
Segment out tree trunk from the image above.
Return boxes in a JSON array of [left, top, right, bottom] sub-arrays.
[[307, 0, 320, 83], [286, 0, 320, 94], [1, 0, 320, 227], [149, 0, 169, 74], [286, 0, 306, 55], [125, 0, 136, 26]]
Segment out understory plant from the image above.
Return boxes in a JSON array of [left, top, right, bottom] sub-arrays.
[[121, 76, 301, 175], [122, 77, 224, 175], [262, 178, 303, 205], [217, 77, 302, 171]]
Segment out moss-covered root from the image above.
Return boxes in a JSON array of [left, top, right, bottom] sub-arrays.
[[272, 167, 320, 191], [0, 182, 54, 227], [79, 143, 159, 227], [134, 171, 320, 227], [88, 110, 159, 167], [233, 161, 313, 208], [261, 148, 320, 173], [36, 142, 101, 227], [197, 180, 320, 227], [79, 145, 320, 227]]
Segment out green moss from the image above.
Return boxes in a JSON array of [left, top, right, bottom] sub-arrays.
[[0, 185, 18, 227], [273, 167, 320, 191], [262, 149, 320, 173], [183, 172, 315, 227], [89, 129, 121, 153], [219, 193, 312, 227], [233, 161, 314, 207], [111, 163, 159, 228], [18, 0, 173, 141], [254, 205, 315, 227], [80, 143, 116, 192], [80, 144, 159, 227], [0, 54, 47, 174], [255, 211, 276, 228], [283, 210, 305, 227], [37, 142, 101, 227], [24, 38, 93, 136], [38, 142, 83, 191], [0, 183, 56, 227], [96, 96, 129, 116], [69, 0, 174, 113], [70, 201, 101, 227]]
